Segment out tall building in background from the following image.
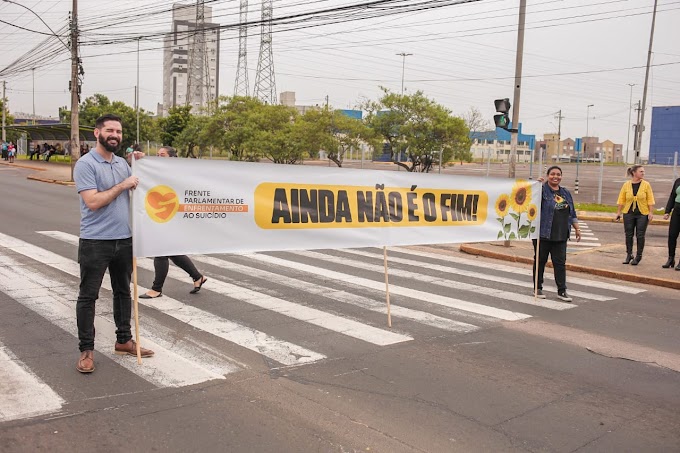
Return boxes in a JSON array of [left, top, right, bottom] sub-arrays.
[[162, 3, 220, 116]]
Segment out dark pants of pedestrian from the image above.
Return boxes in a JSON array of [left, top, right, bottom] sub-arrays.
[[77, 238, 133, 352], [623, 212, 649, 258], [151, 256, 201, 293], [668, 203, 680, 257], [532, 239, 567, 292]]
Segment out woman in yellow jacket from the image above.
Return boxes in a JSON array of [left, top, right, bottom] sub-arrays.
[[615, 165, 655, 265]]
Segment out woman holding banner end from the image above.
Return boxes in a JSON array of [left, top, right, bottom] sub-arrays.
[[534, 166, 581, 302], [140, 146, 208, 299]]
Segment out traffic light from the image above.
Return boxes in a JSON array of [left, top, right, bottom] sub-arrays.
[[494, 98, 511, 130]]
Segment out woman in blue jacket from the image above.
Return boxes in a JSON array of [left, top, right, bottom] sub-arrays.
[[534, 166, 581, 302]]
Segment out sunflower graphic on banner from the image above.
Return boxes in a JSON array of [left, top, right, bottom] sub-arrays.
[[494, 180, 538, 240]]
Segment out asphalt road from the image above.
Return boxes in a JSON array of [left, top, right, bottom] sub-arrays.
[[1, 164, 679, 453]]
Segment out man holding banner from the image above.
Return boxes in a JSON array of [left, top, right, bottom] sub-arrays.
[[73, 114, 154, 374]]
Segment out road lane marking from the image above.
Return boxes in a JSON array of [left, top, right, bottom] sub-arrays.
[[246, 253, 531, 321], [403, 247, 643, 294], [20, 232, 327, 366], [190, 254, 478, 333], [0, 255, 228, 387], [0, 342, 65, 422], [38, 231, 410, 347], [325, 249, 576, 309]]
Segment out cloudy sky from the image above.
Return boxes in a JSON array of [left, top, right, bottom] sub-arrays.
[[1, 0, 678, 157]]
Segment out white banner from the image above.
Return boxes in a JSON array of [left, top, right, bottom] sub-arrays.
[[131, 159, 540, 258]]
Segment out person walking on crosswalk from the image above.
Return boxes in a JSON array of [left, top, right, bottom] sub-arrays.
[[662, 177, 680, 270], [615, 165, 656, 266], [534, 166, 582, 302], [73, 113, 154, 373], [140, 146, 208, 299]]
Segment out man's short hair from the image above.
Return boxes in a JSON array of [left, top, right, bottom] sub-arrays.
[[95, 114, 123, 129]]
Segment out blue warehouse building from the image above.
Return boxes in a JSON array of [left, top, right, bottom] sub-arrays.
[[649, 106, 680, 165]]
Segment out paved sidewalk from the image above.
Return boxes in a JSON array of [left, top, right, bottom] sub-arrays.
[[0, 159, 75, 186], [3, 159, 678, 289]]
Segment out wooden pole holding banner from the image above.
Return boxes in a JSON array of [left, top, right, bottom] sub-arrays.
[[132, 258, 142, 364], [383, 246, 392, 327], [534, 178, 543, 300]]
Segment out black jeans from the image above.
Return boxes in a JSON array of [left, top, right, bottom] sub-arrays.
[[623, 212, 649, 257], [77, 238, 133, 352], [668, 203, 680, 257], [151, 256, 202, 292], [533, 239, 568, 292]]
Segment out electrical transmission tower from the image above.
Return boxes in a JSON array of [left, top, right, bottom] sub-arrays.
[[234, 0, 249, 96], [186, 0, 210, 111], [254, 0, 276, 104]]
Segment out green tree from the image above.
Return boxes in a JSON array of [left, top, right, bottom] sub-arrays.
[[158, 105, 193, 147], [173, 115, 214, 158], [294, 108, 381, 167], [64, 94, 157, 153], [364, 88, 471, 172], [247, 103, 303, 164], [0, 99, 19, 142]]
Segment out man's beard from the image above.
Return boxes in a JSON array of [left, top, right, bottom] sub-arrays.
[[98, 134, 120, 153]]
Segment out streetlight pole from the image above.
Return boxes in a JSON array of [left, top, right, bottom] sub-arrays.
[[626, 83, 635, 164], [576, 103, 593, 195], [32, 68, 36, 125], [396, 52, 412, 95]]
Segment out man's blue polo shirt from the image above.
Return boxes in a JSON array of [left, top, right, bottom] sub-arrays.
[[74, 149, 132, 240]]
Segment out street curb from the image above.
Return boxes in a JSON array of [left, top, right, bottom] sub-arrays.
[[579, 214, 669, 226], [26, 175, 75, 186], [459, 243, 680, 290], [1, 161, 75, 186]]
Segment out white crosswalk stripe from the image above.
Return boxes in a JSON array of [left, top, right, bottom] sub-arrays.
[[13, 231, 326, 367], [0, 229, 643, 423], [37, 231, 412, 347], [402, 247, 644, 294], [570, 221, 602, 249], [0, 342, 64, 422]]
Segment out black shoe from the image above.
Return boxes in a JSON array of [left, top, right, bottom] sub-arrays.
[[190, 276, 208, 294], [662, 257, 675, 268], [557, 290, 572, 302], [631, 255, 642, 266], [534, 289, 546, 299], [623, 254, 633, 264], [676, 262, 680, 271], [139, 292, 162, 299]]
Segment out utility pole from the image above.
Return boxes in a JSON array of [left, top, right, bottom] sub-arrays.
[[555, 109, 564, 163], [2, 81, 6, 143], [69, 0, 81, 181], [32, 68, 36, 125], [625, 83, 635, 164], [396, 52, 412, 96], [507, 0, 526, 179], [633, 100, 642, 163], [635, 0, 658, 164]]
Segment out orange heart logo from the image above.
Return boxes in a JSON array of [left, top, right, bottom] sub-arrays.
[[145, 185, 179, 223]]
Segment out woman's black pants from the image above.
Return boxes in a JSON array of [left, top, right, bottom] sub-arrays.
[[668, 203, 680, 257], [532, 239, 568, 292], [623, 212, 649, 257], [151, 255, 202, 292]]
